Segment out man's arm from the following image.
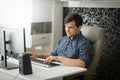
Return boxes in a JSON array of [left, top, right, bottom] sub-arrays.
[[44, 56, 85, 67], [30, 53, 51, 59], [30, 53, 85, 67], [58, 56, 85, 67]]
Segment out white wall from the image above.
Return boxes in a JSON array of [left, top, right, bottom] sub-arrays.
[[68, 1, 120, 8], [52, 0, 63, 49], [32, 0, 52, 22], [32, 0, 63, 51], [0, 0, 32, 28], [31, 0, 53, 53], [0, 1, 2, 25], [0, 0, 63, 52], [0, 0, 53, 52], [0, 0, 32, 48]]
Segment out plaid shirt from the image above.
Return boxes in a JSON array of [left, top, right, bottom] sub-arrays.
[[51, 32, 94, 67]]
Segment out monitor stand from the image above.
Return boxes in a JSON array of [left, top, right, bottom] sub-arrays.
[[0, 30, 18, 70], [0, 55, 18, 70]]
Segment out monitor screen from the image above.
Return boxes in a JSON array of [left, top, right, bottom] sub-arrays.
[[0, 27, 26, 69], [9, 28, 25, 54]]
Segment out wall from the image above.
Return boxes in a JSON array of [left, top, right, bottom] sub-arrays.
[[0, 0, 32, 48], [0, 0, 32, 28], [69, 1, 120, 8], [63, 1, 120, 80], [30, 0, 53, 53], [32, 0, 52, 22], [29, 0, 63, 53], [51, 0, 63, 49], [0, 0, 53, 53]]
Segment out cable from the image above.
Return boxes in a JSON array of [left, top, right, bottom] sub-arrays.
[[13, 72, 19, 80]]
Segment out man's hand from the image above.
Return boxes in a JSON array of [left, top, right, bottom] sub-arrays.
[[44, 56, 58, 64], [29, 52, 39, 58]]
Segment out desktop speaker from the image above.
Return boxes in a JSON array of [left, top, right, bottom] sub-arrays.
[[18, 53, 32, 75]]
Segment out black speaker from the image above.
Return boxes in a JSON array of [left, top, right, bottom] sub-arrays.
[[18, 53, 32, 75]]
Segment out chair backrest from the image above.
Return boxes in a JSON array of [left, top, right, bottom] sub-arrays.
[[81, 25, 105, 80]]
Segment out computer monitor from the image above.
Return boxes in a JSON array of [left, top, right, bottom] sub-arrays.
[[0, 27, 26, 69]]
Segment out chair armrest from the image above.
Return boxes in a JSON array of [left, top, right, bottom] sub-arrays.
[[63, 71, 86, 80]]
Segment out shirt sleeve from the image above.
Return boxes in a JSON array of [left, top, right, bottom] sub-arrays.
[[78, 40, 94, 68], [51, 46, 58, 56], [51, 38, 62, 56]]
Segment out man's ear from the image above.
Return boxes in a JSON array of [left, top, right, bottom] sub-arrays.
[[79, 25, 82, 30]]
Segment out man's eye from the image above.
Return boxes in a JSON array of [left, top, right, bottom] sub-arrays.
[[70, 27, 74, 28]]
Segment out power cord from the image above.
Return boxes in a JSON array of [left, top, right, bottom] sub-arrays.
[[14, 72, 20, 80]]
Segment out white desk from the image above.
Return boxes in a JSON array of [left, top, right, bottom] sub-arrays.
[[0, 58, 87, 80]]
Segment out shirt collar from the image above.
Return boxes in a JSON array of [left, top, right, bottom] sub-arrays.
[[68, 31, 83, 40]]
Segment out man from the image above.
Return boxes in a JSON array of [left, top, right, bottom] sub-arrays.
[[30, 13, 93, 68]]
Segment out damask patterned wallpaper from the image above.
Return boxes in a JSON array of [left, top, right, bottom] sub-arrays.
[[63, 7, 120, 80]]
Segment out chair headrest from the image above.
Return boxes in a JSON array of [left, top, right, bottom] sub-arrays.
[[81, 25, 105, 43]]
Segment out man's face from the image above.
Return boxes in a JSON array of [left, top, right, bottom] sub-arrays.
[[65, 21, 81, 37]]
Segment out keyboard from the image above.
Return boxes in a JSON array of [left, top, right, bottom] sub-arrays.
[[31, 58, 61, 68]]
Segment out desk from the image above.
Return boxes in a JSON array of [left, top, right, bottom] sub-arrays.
[[0, 58, 87, 80]]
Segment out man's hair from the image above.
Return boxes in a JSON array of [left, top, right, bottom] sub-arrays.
[[64, 13, 83, 27]]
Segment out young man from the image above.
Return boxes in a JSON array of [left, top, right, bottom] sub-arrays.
[[30, 13, 93, 68]]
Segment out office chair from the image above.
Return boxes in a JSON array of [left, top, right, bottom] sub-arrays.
[[81, 25, 105, 80]]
